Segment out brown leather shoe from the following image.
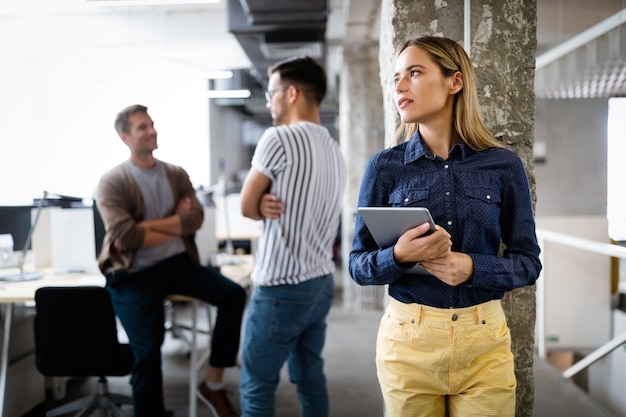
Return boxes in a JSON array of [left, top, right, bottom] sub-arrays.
[[197, 382, 237, 417]]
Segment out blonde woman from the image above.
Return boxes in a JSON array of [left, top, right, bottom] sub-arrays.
[[349, 36, 541, 417]]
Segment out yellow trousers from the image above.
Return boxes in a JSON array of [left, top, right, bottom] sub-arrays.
[[376, 298, 516, 417]]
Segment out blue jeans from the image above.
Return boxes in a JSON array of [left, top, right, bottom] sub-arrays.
[[239, 274, 334, 417], [106, 253, 246, 417]]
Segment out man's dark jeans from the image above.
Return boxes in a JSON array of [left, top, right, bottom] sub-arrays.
[[106, 253, 246, 417]]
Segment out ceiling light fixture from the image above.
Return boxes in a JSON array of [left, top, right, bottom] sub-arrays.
[[86, 0, 220, 7], [206, 89, 251, 99], [204, 70, 234, 79]]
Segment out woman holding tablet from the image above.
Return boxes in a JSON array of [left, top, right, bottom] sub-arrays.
[[349, 36, 541, 417]]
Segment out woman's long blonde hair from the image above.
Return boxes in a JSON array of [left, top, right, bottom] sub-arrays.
[[393, 36, 502, 150]]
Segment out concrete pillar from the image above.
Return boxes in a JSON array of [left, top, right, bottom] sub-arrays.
[[378, 0, 538, 415], [340, 43, 385, 311]]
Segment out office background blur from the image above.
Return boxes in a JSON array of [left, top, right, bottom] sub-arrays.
[[1, 1, 626, 416]]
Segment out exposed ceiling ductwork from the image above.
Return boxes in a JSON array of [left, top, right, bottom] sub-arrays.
[[222, 0, 626, 108], [211, 0, 331, 114], [226, 0, 327, 82]]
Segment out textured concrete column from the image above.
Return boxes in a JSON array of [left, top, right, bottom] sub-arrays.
[[378, 1, 538, 416], [339, 43, 385, 311]]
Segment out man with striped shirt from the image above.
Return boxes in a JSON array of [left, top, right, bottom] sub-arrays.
[[239, 56, 347, 417]]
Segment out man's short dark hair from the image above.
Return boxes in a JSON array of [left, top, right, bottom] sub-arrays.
[[268, 56, 327, 105], [114, 104, 148, 134]]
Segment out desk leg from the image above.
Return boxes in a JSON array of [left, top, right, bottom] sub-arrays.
[[189, 299, 198, 417], [0, 303, 14, 415]]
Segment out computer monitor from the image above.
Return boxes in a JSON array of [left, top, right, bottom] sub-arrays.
[[0, 205, 35, 251]]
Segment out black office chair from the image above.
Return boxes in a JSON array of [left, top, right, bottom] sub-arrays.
[[33, 286, 134, 417]]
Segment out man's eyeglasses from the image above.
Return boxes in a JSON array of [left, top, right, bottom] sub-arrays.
[[264, 86, 289, 102]]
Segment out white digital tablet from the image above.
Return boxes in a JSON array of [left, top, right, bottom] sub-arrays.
[[357, 206, 436, 275]]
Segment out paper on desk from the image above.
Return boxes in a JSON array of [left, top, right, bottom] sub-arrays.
[[75, 275, 106, 286]]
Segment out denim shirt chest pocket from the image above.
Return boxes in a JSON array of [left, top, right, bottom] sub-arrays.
[[389, 189, 429, 207], [464, 187, 501, 227]]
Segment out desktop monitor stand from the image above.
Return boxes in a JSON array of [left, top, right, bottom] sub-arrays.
[[0, 191, 48, 282], [1, 271, 43, 282]]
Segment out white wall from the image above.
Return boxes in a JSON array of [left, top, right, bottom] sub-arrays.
[[534, 98, 608, 217], [536, 216, 612, 350], [207, 101, 253, 186], [0, 6, 249, 204]]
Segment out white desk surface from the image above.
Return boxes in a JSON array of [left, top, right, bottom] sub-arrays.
[[0, 269, 104, 303], [0, 253, 253, 303]]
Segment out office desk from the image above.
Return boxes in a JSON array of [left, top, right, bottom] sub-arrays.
[[0, 256, 253, 417], [0, 269, 101, 417]]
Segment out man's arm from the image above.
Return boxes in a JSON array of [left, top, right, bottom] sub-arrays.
[[241, 167, 275, 220], [139, 197, 191, 248], [139, 226, 178, 248]]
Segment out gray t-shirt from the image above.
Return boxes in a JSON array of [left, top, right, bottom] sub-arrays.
[[125, 159, 185, 271]]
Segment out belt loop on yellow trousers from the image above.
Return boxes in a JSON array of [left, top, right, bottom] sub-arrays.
[[414, 303, 421, 325], [476, 302, 484, 325]]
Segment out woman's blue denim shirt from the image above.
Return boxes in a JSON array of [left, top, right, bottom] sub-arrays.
[[349, 133, 542, 308]]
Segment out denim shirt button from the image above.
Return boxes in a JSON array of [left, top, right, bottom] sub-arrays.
[[447, 220, 452, 226], [404, 197, 409, 202], [486, 194, 491, 200]]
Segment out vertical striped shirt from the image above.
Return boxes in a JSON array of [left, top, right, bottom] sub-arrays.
[[250, 121, 347, 287]]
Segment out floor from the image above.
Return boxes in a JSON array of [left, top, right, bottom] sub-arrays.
[[23, 298, 617, 417]]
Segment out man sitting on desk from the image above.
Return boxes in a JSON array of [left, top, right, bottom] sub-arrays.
[[96, 104, 246, 417]]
